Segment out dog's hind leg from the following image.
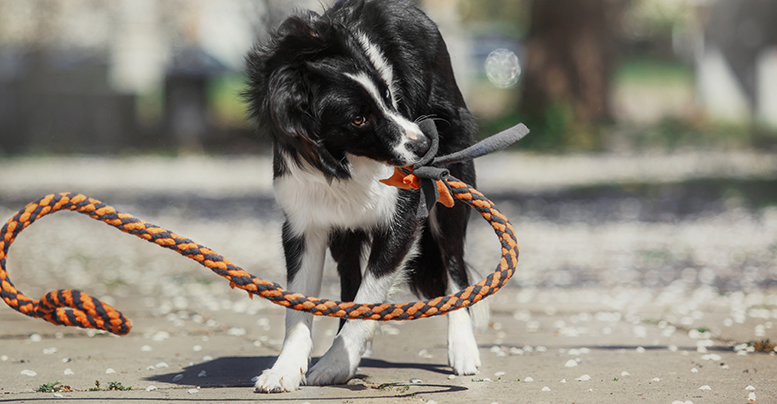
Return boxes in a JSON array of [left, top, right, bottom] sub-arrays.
[[429, 190, 482, 376], [255, 226, 328, 393]]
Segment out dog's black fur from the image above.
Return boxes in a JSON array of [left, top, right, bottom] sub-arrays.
[[244, 0, 480, 391]]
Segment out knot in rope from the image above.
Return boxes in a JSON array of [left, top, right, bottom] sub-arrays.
[[380, 119, 529, 217]]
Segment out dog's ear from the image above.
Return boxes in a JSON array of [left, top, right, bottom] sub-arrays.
[[244, 15, 327, 172], [245, 13, 352, 181]]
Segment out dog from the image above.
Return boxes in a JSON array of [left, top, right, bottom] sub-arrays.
[[244, 0, 480, 393]]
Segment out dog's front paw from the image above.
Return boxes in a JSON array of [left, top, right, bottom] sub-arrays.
[[448, 312, 481, 375], [254, 367, 305, 393], [306, 354, 355, 386]]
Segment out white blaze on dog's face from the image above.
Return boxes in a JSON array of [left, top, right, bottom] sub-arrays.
[[342, 71, 426, 164], [299, 33, 429, 174]]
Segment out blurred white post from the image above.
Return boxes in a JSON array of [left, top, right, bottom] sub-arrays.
[[421, 0, 473, 101], [695, 45, 751, 123], [109, 0, 168, 94], [756, 48, 777, 129]]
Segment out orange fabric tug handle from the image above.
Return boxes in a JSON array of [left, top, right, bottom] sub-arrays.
[[379, 167, 454, 208]]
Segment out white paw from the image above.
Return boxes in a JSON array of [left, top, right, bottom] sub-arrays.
[[306, 344, 356, 386], [306, 359, 353, 386], [448, 310, 481, 375], [448, 340, 481, 375], [254, 367, 305, 393]]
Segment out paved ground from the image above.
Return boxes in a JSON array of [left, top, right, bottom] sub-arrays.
[[0, 153, 775, 403]]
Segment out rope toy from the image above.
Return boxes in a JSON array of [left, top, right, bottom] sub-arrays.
[[0, 121, 528, 336]]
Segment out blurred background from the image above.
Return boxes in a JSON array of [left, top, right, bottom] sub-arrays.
[[0, 0, 776, 320], [1, 0, 777, 155]]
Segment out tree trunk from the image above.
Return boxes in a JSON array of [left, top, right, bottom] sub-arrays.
[[520, 0, 624, 125]]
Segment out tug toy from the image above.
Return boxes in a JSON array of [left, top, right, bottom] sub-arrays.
[[0, 121, 528, 335]]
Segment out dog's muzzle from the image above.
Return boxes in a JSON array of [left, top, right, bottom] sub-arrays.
[[406, 130, 430, 157]]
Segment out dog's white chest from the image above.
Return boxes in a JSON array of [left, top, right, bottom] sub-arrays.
[[274, 155, 399, 235]]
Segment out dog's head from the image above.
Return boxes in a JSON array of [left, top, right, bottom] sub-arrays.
[[245, 11, 429, 180]]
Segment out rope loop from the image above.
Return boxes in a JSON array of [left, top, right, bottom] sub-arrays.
[[0, 175, 518, 335]]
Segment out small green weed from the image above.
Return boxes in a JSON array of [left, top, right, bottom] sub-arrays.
[[88, 380, 131, 391], [35, 381, 59, 393], [107, 381, 132, 391]]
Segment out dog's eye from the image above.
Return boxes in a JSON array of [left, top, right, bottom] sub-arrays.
[[351, 116, 366, 126], [384, 89, 391, 101]]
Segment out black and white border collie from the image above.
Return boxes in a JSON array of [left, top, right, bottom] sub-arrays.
[[245, 0, 481, 393]]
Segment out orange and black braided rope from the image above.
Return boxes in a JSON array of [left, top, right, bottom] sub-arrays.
[[0, 176, 518, 336]]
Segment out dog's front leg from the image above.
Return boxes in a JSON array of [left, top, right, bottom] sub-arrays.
[[306, 227, 416, 386], [255, 226, 327, 393]]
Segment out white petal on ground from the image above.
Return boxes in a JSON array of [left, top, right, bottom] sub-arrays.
[[227, 327, 246, 336], [748, 392, 756, 401], [146, 385, 157, 392], [418, 349, 433, 359], [621, 371, 630, 376], [699, 385, 711, 390], [198, 370, 207, 377], [746, 385, 756, 390], [701, 354, 722, 361], [140, 345, 153, 352], [187, 389, 198, 394], [542, 386, 551, 391], [42, 347, 57, 355], [509, 347, 524, 355], [30, 334, 42, 342], [691, 368, 698, 373], [105, 368, 116, 374], [21, 370, 37, 376], [172, 374, 184, 382], [651, 378, 661, 382], [410, 378, 423, 384], [576, 375, 591, 381], [64, 368, 74, 375], [524, 377, 534, 382], [155, 362, 169, 368], [565, 359, 578, 368], [636, 347, 646, 353]]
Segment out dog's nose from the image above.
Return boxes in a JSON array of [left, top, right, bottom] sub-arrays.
[[407, 130, 430, 157]]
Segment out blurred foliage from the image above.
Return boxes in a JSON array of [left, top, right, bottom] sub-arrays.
[[483, 109, 777, 153], [627, 118, 777, 151], [207, 73, 250, 129], [479, 102, 604, 152], [613, 58, 693, 86], [458, 0, 530, 28], [622, 0, 690, 40], [480, 53, 777, 153]]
